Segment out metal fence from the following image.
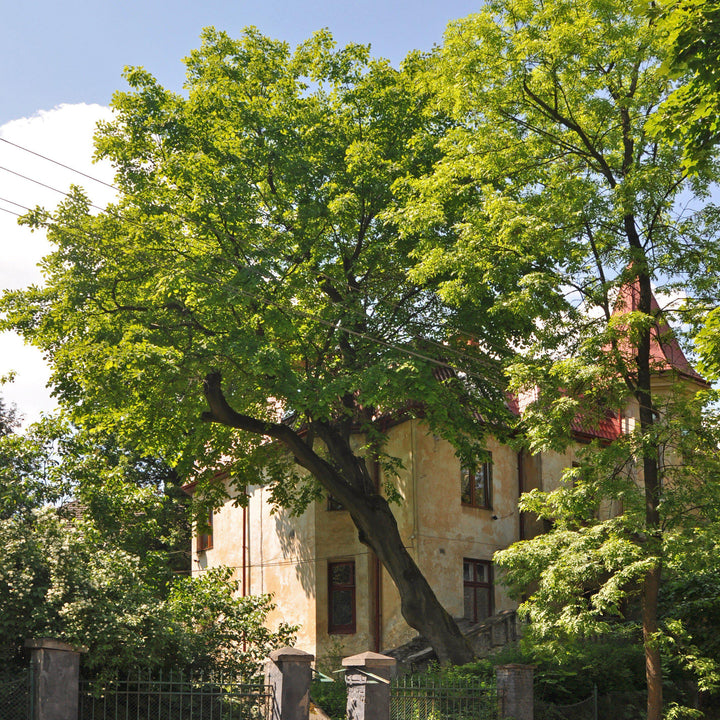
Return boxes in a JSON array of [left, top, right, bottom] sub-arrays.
[[390, 674, 497, 720], [0, 668, 32, 720], [535, 687, 647, 720], [536, 692, 597, 720], [79, 670, 273, 720]]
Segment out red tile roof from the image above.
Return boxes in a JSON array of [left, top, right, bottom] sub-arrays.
[[612, 281, 708, 386], [509, 280, 707, 444]]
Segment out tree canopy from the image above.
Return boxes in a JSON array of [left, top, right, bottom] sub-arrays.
[[654, 0, 720, 171], [0, 28, 542, 664], [393, 0, 720, 716], [4, 3, 720, 692]]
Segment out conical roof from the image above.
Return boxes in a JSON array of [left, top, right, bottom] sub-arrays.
[[612, 280, 708, 386]]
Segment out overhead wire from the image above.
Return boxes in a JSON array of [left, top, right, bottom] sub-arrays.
[[0, 165, 109, 215], [0, 196, 33, 213], [0, 143, 509, 381], [0, 204, 502, 385], [0, 139, 517, 360], [0, 136, 118, 191]]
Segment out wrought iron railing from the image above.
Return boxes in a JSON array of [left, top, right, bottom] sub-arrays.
[[390, 674, 497, 720], [79, 670, 273, 720]]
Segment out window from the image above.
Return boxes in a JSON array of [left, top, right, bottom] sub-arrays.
[[328, 561, 356, 634], [463, 559, 493, 623], [197, 511, 213, 552], [461, 455, 493, 508]]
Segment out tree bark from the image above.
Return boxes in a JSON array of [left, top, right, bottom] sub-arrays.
[[634, 267, 664, 720], [643, 563, 663, 720], [202, 371, 475, 665]]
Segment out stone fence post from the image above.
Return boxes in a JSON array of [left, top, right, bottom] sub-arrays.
[[264, 646, 314, 720], [496, 663, 534, 720], [343, 651, 397, 720], [25, 638, 85, 720]]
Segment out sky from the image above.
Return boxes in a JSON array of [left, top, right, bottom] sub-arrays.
[[0, 0, 483, 425]]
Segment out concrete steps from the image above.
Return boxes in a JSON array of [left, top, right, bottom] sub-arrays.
[[384, 609, 521, 673]]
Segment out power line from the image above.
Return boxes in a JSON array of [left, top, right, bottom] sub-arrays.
[[0, 206, 22, 218], [0, 141, 513, 368], [0, 136, 118, 191], [0, 149, 512, 373], [0, 157, 506, 380], [0, 195, 32, 213], [0, 165, 109, 215], [0, 195, 504, 385]]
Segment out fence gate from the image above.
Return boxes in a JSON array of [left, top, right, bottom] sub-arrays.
[[79, 670, 273, 720], [390, 675, 497, 720], [0, 668, 32, 720]]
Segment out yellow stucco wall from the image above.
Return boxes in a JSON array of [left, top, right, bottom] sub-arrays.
[[191, 479, 320, 654], [413, 424, 520, 622], [191, 418, 588, 664]]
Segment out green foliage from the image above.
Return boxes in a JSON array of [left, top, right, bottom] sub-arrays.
[[0, 390, 20, 436], [0, 26, 530, 663], [398, 0, 720, 713], [661, 544, 720, 697], [0, 27, 522, 511], [445, 636, 645, 703], [493, 391, 720, 716], [653, 0, 720, 172], [310, 677, 347, 720], [0, 415, 72, 520], [0, 412, 294, 676], [0, 505, 293, 675], [402, 0, 716, 340]]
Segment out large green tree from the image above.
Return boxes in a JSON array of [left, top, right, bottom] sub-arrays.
[[397, 0, 720, 716], [1, 29, 535, 664]]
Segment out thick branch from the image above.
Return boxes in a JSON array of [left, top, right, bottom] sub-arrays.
[[202, 371, 359, 507]]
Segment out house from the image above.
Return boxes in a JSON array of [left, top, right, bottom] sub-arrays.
[[186, 287, 708, 665]]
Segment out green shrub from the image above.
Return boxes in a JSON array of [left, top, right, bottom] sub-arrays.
[[310, 677, 346, 720]]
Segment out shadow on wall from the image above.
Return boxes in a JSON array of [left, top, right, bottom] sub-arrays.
[[274, 509, 318, 599]]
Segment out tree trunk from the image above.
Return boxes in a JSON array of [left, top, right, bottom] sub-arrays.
[[643, 563, 663, 720], [202, 372, 475, 665], [634, 268, 664, 720], [346, 492, 475, 665]]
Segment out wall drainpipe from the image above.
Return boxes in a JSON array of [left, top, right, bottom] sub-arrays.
[[242, 502, 247, 596], [517, 450, 525, 541]]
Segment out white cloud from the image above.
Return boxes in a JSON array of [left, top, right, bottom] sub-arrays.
[[0, 103, 115, 426]]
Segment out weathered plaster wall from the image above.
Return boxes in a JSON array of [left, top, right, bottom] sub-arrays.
[[190, 417, 588, 662], [191, 478, 320, 655], [253, 490, 318, 654], [413, 423, 520, 622], [375, 419, 419, 652], [313, 498, 372, 663], [191, 476, 243, 572]]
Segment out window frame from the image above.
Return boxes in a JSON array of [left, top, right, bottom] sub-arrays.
[[461, 455, 493, 509], [463, 558, 493, 624], [327, 560, 356, 635], [196, 510, 213, 552]]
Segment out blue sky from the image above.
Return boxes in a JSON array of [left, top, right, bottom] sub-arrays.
[[0, 0, 483, 423], [2, 0, 482, 125]]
